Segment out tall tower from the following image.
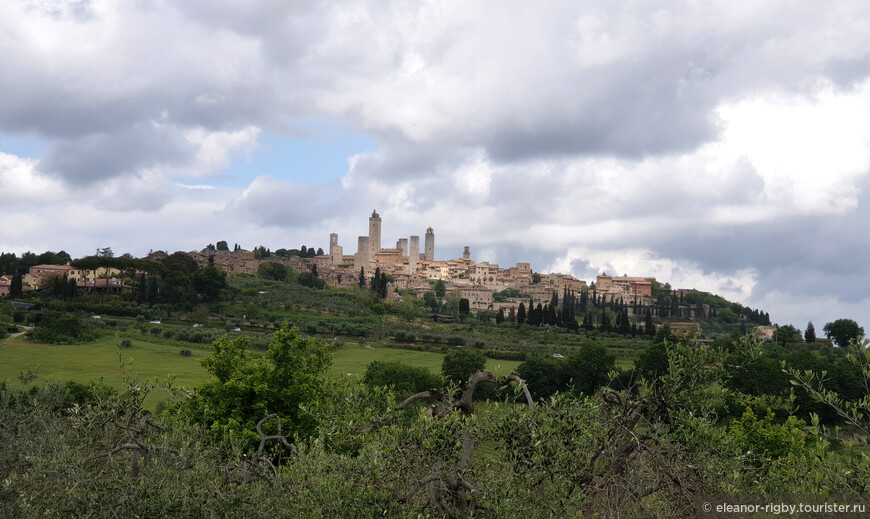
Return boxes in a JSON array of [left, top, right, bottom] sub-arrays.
[[424, 227, 434, 261], [409, 235, 420, 273], [355, 236, 370, 272], [329, 233, 342, 265], [368, 210, 382, 258], [463, 246, 470, 260], [397, 238, 408, 257]]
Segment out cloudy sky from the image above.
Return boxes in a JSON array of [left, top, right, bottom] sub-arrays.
[[2, 0, 869, 330]]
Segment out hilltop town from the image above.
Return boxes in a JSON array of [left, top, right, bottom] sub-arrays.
[[190, 210, 657, 309], [1, 210, 776, 337]]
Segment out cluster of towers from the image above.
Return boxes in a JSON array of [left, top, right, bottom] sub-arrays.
[[328, 210, 435, 274]]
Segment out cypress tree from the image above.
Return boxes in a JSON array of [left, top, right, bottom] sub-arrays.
[[137, 273, 147, 304], [600, 310, 611, 332], [148, 277, 158, 305], [371, 267, 381, 293], [644, 310, 656, 336], [805, 321, 816, 343], [10, 273, 23, 297], [517, 303, 526, 325]]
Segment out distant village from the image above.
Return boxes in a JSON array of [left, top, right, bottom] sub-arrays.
[[187, 210, 667, 310], [0, 210, 728, 336]]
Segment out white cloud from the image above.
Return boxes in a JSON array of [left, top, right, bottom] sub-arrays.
[[2, 0, 870, 329]]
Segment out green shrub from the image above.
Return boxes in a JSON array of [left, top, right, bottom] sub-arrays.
[[26, 312, 95, 344], [442, 348, 486, 385], [363, 361, 442, 398]]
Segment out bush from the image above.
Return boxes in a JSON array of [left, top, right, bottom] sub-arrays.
[[363, 361, 442, 398], [442, 349, 486, 385], [120, 339, 132, 348], [180, 349, 192, 357], [27, 312, 95, 344]]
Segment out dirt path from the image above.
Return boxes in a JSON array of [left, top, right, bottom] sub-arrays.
[[3, 326, 32, 342]]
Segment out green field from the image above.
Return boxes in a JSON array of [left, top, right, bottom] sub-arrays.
[[331, 344, 521, 380], [0, 336, 521, 409]]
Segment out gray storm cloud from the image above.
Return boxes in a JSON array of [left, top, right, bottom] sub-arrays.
[[0, 1, 869, 327]]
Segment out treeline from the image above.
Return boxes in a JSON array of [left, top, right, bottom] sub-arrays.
[[0, 250, 71, 275]]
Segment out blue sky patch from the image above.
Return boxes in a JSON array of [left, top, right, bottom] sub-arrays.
[[0, 133, 50, 159], [224, 120, 377, 186]]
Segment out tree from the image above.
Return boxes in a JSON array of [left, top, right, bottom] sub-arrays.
[[162, 251, 199, 276], [434, 279, 446, 299], [423, 291, 438, 312], [563, 343, 615, 396], [370, 267, 381, 294], [517, 355, 564, 401], [644, 310, 655, 336], [654, 322, 674, 344], [363, 361, 442, 398], [772, 324, 802, 345], [516, 302, 526, 325], [148, 276, 158, 305], [258, 262, 288, 281], [216, 241, 229, 251], [358, 266, 366, 288], [136, 273, 147, 304], [531, 273, 541, 285], [805, 321, 816, 343], [441, 349, 486, 385], [181, 326, 332, 448], [496, 308, 505, 324], [459, 298, 470, 316], [96, 247, 113, 258], [10, 272, 23, 297], [635, 342, 668, 380], [823, 319, 865, 347], [191, 257, 227, 302], [599, 310, 611, 332]]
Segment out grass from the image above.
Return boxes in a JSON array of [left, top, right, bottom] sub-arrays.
[[1, 336, 522, 409], [330, 344, 521, 380], [0, 335, 211, 410]]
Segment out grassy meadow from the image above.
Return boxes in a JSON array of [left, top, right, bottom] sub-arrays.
[[0, 335, 522, 409]]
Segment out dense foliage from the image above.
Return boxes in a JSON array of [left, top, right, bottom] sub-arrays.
[[363, 360, 442, 398], [174, 326, 332, 448], [2, 338, 870, 517]]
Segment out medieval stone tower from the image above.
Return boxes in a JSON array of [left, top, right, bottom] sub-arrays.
[[424, 227, 434, 261], [329, 233, 342, 265], [409, 235, 420, 272], [368, 210, 382, 258], [355, 236, 370, 272], [463, 246, 470, 260]]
